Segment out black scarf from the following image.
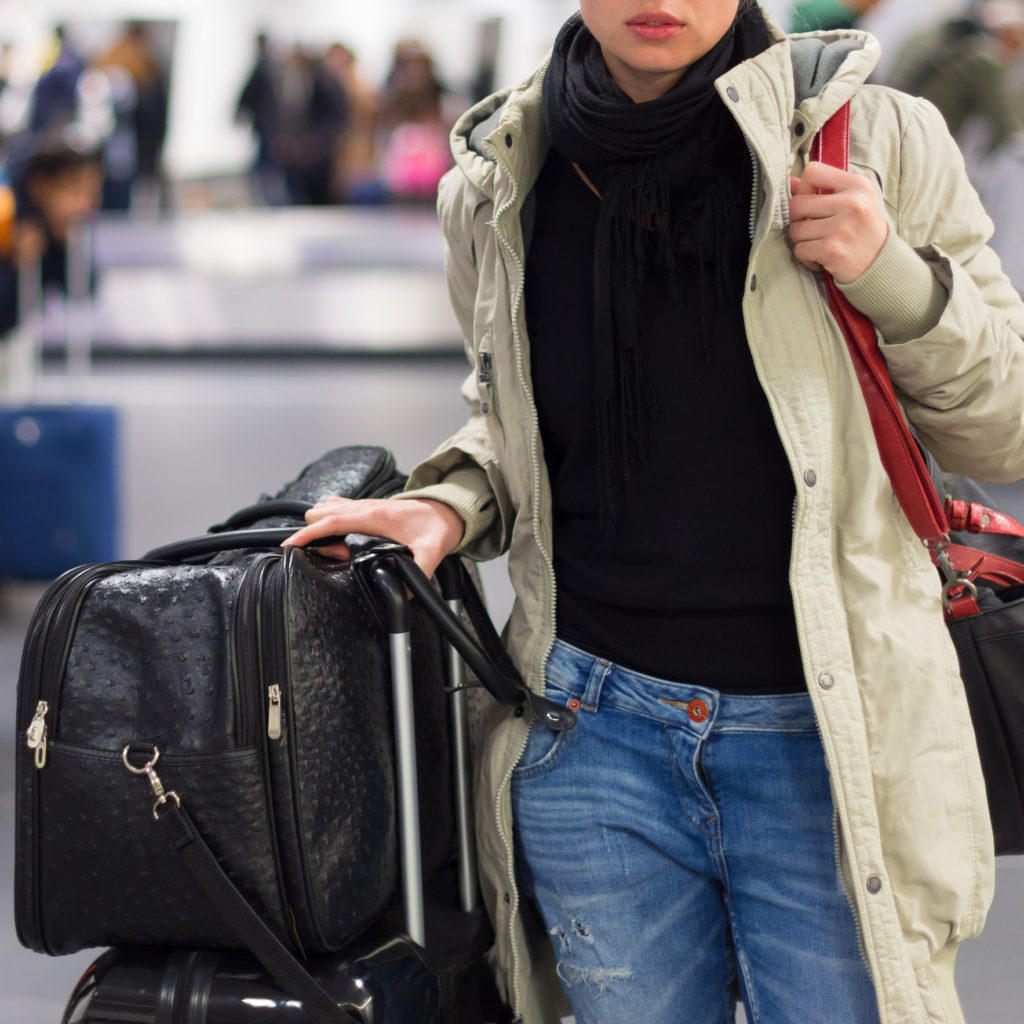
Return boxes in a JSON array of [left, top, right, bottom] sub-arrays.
[[542, 7, 772, 534]]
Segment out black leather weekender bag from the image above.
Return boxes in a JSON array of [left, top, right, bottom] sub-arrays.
[[14, 445, 572, 961]]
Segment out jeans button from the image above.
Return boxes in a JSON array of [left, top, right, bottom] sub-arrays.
[[688, 699, 710, 723]]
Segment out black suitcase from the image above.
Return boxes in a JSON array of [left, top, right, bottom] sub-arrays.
[[62, 866, 511, 1024], [19, 446, 571, 1023]]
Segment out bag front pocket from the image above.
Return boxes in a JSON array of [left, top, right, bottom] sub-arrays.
[[25, 741, 289, 955]]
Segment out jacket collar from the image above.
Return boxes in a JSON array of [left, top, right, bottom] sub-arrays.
[[447, 17, 881, 206]]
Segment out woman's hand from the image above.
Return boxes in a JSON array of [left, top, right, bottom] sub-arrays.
[[789, 162, 889, 284], [281, 497, 465, 579]]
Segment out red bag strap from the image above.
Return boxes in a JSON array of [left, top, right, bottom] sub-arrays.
[[810, 105, 1024, 616], [810, 101, 951, 547], [945, 499, 1024, 539]]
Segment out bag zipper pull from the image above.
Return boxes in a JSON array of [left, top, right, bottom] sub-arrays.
[[26, 700, 49, 769], [267, 685, 282, 740]]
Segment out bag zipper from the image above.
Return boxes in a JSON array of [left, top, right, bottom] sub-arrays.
[[244, 550, 306, 947], [18, 560, 141, 953], [259, 557, 287, 741], [233, 553, 279, 747], [22, 563, 141, 764]]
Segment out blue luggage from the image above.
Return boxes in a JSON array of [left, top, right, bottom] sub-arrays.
[[0, 403, 119, 579], [1, 230, 119, 580]]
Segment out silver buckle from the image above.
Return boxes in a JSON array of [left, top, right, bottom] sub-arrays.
[[122, 745, 182, 820]]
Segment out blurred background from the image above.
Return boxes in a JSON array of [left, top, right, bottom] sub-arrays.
[[0, 0, 1022, 1020]]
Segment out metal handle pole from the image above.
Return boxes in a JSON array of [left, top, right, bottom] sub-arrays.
[[389, 628, 426, 947], [446, 597, 479, 913]]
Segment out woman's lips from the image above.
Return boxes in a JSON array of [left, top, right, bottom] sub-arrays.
[[626, 15, 684, 42]]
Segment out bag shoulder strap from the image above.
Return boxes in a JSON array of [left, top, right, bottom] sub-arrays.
[[810, 101, 951, 547], [157, 796, 360, 1024], [809, 102, 992, 616]]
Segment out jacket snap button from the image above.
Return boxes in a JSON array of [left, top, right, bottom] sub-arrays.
[[804, 469, 818, 487], [749, 275, 757, 292], [818, 672, 835, 691], [504, 133, 513, 148], [867, 875, 883, 894], [795, 122, 806, 137], [481, 402, 490, 414], [504, 891, 511, 903], [726, 86, 739, 102], [688, 699, 710, 723]]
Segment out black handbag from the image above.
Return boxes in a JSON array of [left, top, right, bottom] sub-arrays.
[[815, 105, 1024, 855], [15, 445, 574, 1023], [932, 462, 1024, 855]]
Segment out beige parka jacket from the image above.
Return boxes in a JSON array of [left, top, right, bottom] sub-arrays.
[[399, 17, 1024, 1024]]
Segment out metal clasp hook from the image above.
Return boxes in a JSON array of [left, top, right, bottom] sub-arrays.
[[122, 745, 181, 820]]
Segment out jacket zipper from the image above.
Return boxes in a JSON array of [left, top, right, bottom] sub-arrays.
[[490, 139, 558, 1020], [745, 139, 761, 243], [753, 108, 875, 988], [832, 808, 873, 979], [742, 122, 876, 987]]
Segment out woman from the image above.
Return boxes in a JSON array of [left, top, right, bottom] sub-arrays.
[[286, 3, 1024, 1022]]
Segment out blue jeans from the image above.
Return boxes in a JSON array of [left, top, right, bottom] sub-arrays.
[[511, 640, 880, 1024]]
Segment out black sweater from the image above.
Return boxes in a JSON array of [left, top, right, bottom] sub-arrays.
[[525, 148, 805, 693]]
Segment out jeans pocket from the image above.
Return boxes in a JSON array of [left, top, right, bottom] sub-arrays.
[[512, 685, 578, 780]]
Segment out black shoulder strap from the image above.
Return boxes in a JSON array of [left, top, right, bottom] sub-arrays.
[[156, 799, 359, 1024]]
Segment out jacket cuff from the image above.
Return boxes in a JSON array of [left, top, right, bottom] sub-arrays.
[[394, 465, 497, 554], [837, 231, 949, 344]]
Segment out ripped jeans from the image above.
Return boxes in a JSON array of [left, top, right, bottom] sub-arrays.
[[511, 639, 881, 1024]]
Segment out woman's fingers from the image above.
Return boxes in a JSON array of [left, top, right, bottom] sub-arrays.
[[788, 163, 888, 283], [283, 498, 394, 548], [280, 497, 465, 580]]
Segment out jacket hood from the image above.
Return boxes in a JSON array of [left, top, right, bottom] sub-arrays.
[[445, 16, 881, 199]]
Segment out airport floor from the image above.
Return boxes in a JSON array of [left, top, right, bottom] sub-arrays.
[[1, 209, 1023, 1018]]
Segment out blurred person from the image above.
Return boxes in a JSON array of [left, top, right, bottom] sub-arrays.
[[323, 42, 384, 203], [274, 45, 349, 206], [27, 25, 86, 135], [286, 2, 1024, 1022], [94, 21, 170, 212], [22, 23, 87, 180], [379, 38, 446, 129], [0, 129, 103, 337], [377, 39, 453, 203], [235, 38, 348, 206], [470, 18, 503, 103], [235, 32, 284, 204], [789, 0, 884, 32], [886, 0, 1024, 154]]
